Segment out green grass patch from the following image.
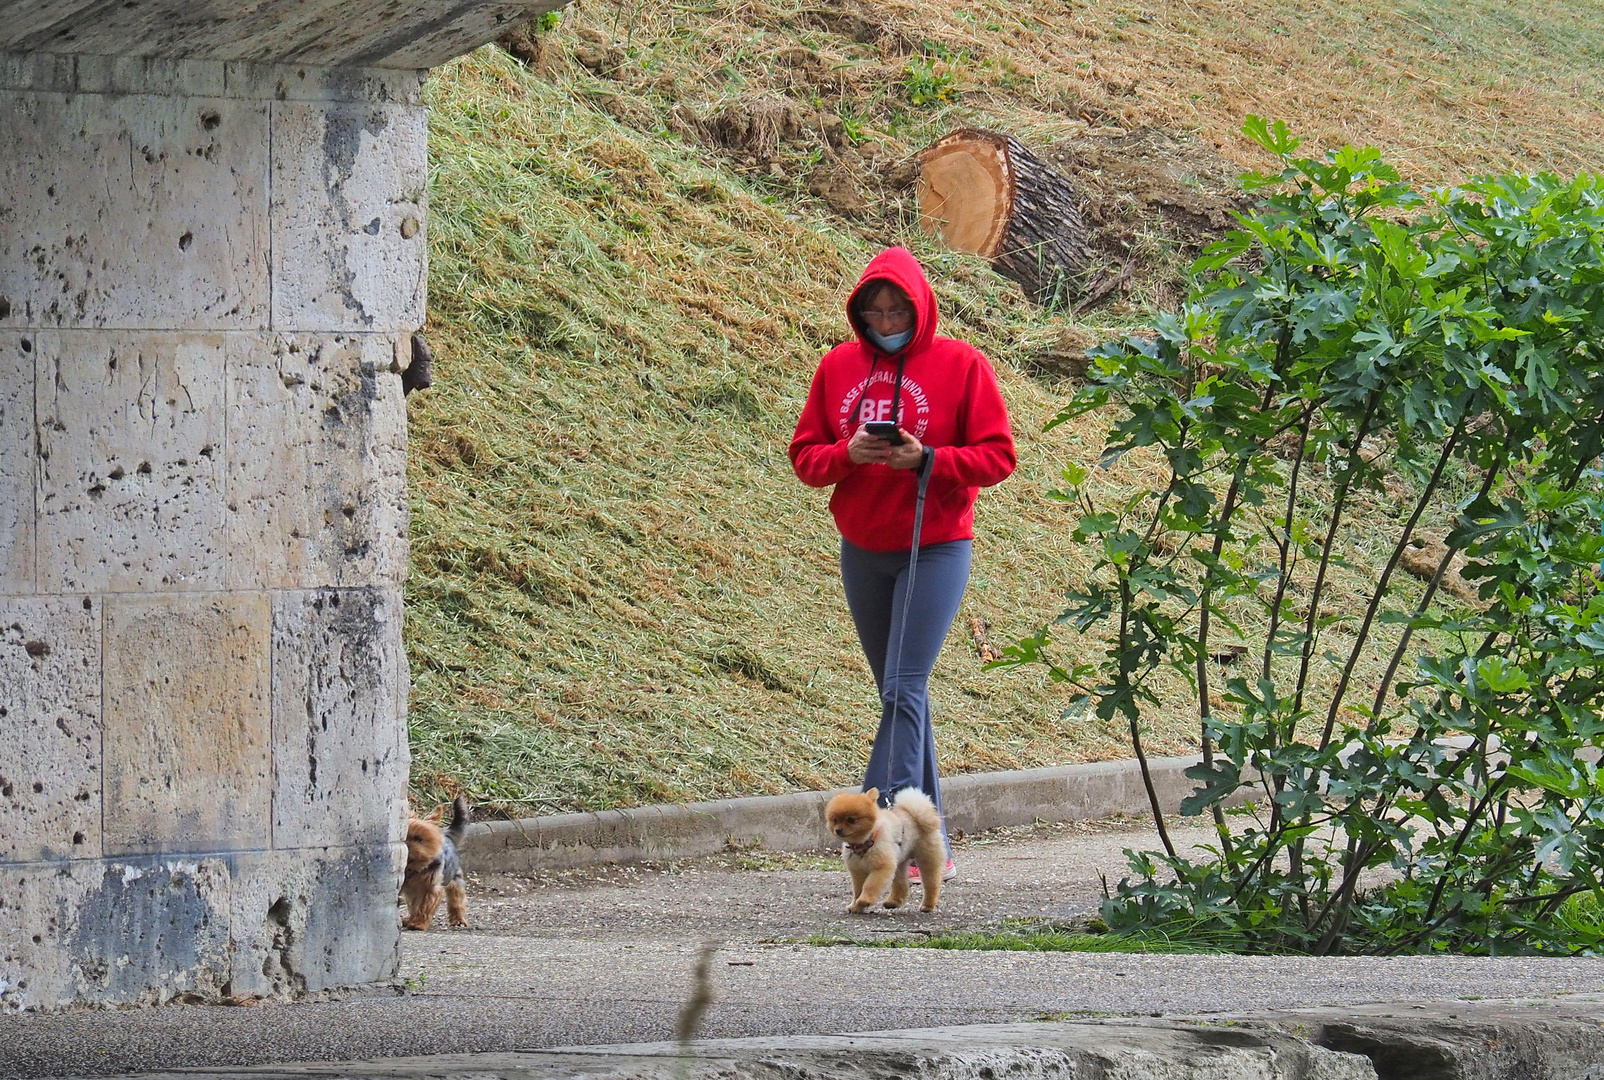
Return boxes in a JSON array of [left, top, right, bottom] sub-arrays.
[[812, 920, 1241, 954]]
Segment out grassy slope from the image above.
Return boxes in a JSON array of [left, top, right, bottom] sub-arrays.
[[407, 0, 1604, 816]]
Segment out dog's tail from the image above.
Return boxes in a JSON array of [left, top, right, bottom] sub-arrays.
[[892, 788, 942, 835], [446, 794, 470, 843]]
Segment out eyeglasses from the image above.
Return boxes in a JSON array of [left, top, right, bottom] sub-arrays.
[[860, 306, 914, 326]]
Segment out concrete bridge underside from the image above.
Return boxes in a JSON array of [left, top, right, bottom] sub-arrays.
[[0, 0, 560, 1011]]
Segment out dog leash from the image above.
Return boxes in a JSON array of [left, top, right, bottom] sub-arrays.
[[881, 444, 935, 803], [845, 339, 932, 805]]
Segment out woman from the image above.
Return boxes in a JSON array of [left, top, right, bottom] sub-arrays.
[[789, 247, 1016, 881]]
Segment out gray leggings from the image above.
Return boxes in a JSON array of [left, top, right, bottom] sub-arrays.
[[839, 537, 972, 839]]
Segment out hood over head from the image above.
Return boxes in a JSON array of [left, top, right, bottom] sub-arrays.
[[847, 247, 939, 357]]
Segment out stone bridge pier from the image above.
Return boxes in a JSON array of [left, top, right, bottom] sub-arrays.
[[0, 3, 559, 1012]]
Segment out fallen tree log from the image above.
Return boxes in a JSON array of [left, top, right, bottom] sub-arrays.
[[916, 128, 1094, 304]]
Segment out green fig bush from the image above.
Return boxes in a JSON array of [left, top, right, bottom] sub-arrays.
[[1003, 118, 1604, 955]]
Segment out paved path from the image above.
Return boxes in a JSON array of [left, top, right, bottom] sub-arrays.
[[3, 819, 1602, 1079]]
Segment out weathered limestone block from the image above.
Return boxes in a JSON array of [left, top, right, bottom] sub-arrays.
[[272, 588, 409, 850], [0, 86, 268, 329], [0, 597, 101, 864], [0, 333, 33, 594], [0, 856, 233, 1010], [102, 593, 272, 856], [270, 100, 426, 332], [34, 329, 407, 595], [0, 843, 403, 1011], [226, 333, 408, 590], [36, 331, 229, 593], [226, 843, 405, 999]]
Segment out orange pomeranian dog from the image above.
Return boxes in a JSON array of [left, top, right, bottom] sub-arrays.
[[401, 795, 470, 930], [824, 787, 946, 913]]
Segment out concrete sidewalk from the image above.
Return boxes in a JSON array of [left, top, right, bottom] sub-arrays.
[[3, 816, 1603, 1079]]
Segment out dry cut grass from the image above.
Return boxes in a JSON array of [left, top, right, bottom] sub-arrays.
[[515, 0, 1604, 205], [411, 52, 1121, 814]]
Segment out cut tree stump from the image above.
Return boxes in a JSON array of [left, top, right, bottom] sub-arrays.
[[917, 128, 1095, 304]]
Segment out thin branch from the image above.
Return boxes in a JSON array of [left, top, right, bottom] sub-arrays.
[[1197, 464, 1250, 857], [1119, 575, 1176, 859], [1285, 393, 1381, 903], [1319, 415, 1466, 750], [1371, 461, 1502, 717], [1310, 833, 1383, 953], [1530, 880, 1599, 915], [1263, 405, 1315, 692], [1397, 848, 1535, 949], [1252, 408, 1316, 854], [1198, 346, 1288, 767], [1414, 771, 1507, 933], [1292, 391, 1383, 718]]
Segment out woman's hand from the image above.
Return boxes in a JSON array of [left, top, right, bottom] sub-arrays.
[[885, 429, 925, 470], [847, 425, 893, 465], [848, 426, 925, 467]]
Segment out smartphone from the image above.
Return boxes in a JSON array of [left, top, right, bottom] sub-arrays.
[[864, 421, 904, 445]]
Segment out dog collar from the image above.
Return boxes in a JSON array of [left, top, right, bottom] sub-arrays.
[[846, 828, 879, 856]]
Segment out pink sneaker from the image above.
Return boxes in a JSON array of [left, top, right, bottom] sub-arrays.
[[907, 860, 956, 885]]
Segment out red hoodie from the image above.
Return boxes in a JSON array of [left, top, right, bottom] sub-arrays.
[[790, 248, 1016, 552]]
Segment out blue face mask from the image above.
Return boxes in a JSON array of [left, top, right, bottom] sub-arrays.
[[865, 326, 914, 352]]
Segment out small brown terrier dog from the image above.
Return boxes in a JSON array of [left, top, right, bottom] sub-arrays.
[[401, 795, 470, 930], [824, 787, 945, 913]]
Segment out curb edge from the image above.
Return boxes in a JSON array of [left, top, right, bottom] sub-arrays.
[[458, 754, 1212, 873]]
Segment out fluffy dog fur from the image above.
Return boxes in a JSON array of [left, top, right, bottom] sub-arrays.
[[824, 787, 945, 913], [401, 794, 470, 930]]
